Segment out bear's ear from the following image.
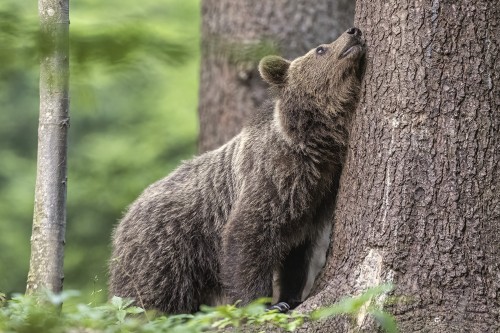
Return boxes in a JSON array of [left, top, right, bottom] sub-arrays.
[[258, 56, 290, 86]]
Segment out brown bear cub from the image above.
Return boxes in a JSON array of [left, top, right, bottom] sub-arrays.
[[109, 27, 366, 314]]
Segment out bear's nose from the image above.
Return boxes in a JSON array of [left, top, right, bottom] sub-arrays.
[[347, 27, 362, 37]]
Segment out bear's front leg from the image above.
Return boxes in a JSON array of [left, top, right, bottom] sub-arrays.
[[221, 216, 280, 306]]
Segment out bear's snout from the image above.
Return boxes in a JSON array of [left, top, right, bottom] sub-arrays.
[[346, 27, 362, 37]]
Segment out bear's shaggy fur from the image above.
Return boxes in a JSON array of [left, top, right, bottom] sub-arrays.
[[109, 28, 366, 314]]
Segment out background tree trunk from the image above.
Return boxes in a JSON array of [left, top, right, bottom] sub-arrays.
[[300, 0, 499, 332], [198, 0, 355, 152], [26, 0, 70, 295]]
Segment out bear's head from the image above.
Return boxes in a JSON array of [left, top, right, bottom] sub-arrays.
[[259, 28, 366, 151]]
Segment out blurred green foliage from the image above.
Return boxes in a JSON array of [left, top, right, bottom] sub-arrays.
[[0, 0, 200, 301], [0, 285, 397, 332]]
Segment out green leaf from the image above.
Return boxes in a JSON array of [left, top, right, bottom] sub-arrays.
[[111, 296, 123, 309], [126, 306, 145, 314], [311, 284, 393, 320], [116, 309, 127, 322], [371, 309, 398, 333]]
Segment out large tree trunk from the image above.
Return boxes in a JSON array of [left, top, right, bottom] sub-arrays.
[[26, 0, 70, 295], [300, 0, 499, 332], [198, 0, 355, 152]]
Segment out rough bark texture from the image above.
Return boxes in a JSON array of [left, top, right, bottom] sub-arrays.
[[198, 0, 355, 152], [299, 0, 500, 332], [26, 0, 70, 295]]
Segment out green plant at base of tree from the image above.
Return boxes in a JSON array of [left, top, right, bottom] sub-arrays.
[[0, 285, 397, 333]]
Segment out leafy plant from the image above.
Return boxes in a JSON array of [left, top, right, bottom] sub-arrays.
[[0, 285, 397, 333], [311, 284, 397, 333]]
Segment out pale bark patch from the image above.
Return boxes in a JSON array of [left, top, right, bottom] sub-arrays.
[[353, 248, 393, 329]]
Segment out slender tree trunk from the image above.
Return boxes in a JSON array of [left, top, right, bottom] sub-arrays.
[[198, 0, 355, 152], [26, 0, 70, 295], [300, 0, 499, 332]]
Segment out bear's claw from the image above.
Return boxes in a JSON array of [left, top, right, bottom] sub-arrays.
[[266, 301, 291, 313]]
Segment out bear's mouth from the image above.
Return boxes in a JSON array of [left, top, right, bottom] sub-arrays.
[[339, 40, 365, 59]]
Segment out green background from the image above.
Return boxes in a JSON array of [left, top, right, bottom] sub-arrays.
[[0, 0, 200, 303]]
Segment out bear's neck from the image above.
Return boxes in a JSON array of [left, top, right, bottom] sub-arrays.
[[273, 96, 354, 166]]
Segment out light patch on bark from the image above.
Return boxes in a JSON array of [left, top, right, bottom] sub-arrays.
[[353, 248, 393, 329], [380, 124, 395, 231]]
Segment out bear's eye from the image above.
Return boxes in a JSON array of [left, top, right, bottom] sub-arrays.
[[316, 46, 327, 55]]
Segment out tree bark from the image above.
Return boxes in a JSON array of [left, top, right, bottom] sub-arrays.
[[26, 0, 70, 295], [299, 0, 500, 332], [198, 0, 355, 152]]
